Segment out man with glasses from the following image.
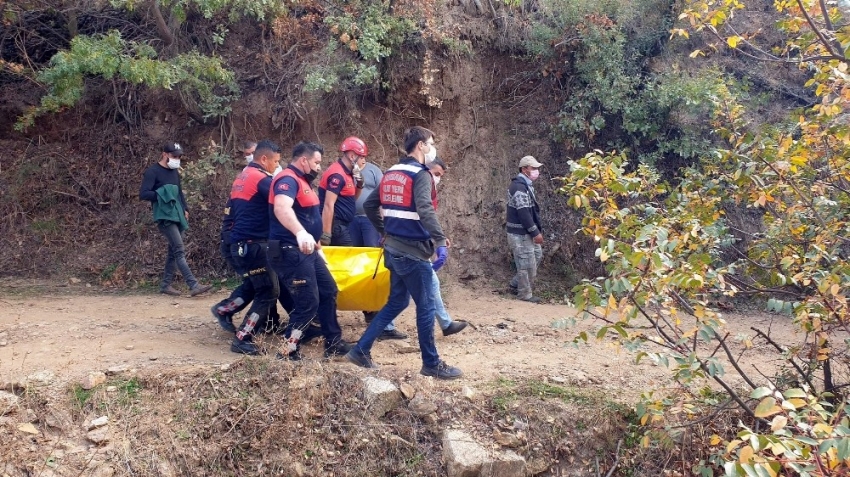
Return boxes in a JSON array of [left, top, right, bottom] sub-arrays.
[[346, 126, 462, 380]]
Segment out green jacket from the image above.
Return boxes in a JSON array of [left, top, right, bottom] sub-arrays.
[[153, 184, 189, 231]]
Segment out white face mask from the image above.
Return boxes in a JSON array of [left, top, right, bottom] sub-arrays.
[[433, 175, 441, 186], [273, 165, 283, 176], [528, 169, 540, 181], [245, 154, 253, 164], [424, 143, 437, 164], [167, 158, 181, 169]]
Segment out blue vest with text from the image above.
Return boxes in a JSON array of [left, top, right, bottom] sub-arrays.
[[379, 161, 430, 241]]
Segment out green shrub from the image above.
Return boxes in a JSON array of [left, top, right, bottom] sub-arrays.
[[16, 30, 238, 130]]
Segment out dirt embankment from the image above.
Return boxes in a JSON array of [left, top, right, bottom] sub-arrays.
[[0, 2, 590, 297]]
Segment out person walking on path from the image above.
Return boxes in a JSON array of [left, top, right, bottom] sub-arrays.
[[506, 155, 544, 303], [427, 158, 467, 337], [268, 141, 352, 360], [139, 142, 212, 297], [225, 140, 283, 355], [345, 126, 462, 380]]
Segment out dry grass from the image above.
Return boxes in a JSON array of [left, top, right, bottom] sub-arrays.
[[1, 361, 633, 476]]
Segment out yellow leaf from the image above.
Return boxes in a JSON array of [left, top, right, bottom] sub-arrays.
[[17, 422, 39, 435], [726, 439, 742, 454], [710, 434, 722, 445], [574, 195, 582, 208], [785, 398, 807, 409], [770, 415, 787, 432], [600, 250, 609, 262], [608, 294, 617, 310], [831, 283, 840, 296], [689, 49, 704, 58], [727, 36, 740, 48], [641, 435, 650, 448], [813, 422, 834, 436], [739, 445, 754, 464], [754, 396, 782, 417]]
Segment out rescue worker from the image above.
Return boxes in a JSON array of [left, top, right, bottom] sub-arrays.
[[212, 141, 258, 332], [227, 140, 282, 355], [268, 141, 352, 360], [427, 158, 467, 336], [320, 137, 407, 339], [348, 152, 385, 326], [346, 126, 462, 380], [211, 141, 298, 334], [139, 141, 212, 297], [506, 155, 544, 303], [318, 136, 366, 247]]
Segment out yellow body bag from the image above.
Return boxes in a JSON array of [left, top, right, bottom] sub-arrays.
[[320, 246, 389, 312]]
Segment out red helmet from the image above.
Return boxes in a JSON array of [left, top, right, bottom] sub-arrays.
[[339, 136, 368, 156]]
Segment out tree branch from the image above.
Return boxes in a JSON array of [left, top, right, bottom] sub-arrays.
[[750, 326, 816, 391]]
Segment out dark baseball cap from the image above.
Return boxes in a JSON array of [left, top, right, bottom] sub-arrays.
[[162, 142, 184, 156]]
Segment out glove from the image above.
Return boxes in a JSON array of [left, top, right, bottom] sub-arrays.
[[320, 232, 332, 246], [432, 246, 449, 271], [296, 230, 317, 254]]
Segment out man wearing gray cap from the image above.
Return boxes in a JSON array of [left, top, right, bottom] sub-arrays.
[[139, 142, 212, 297], [506, 155, 544, 303]]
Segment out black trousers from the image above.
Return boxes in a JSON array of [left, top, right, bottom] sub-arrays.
[[230, 242, 278, 341], [331, 219, 353, 246], [269, 246, 342, 347]]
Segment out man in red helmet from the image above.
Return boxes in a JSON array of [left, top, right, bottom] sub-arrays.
[[318, 137, 368, 247]]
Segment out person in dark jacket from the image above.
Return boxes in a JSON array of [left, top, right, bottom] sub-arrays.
[[345, 126, 462, 380], [268, 141, 352, 360], [139, 142, 212, 297], [506, 155, 544, 303], [226, 140, 283, 355]]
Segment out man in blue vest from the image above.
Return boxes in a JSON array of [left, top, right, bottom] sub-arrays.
[[227, 140, 282, 355], [268, 141, 352, 360], [345, 126, 462, 380]]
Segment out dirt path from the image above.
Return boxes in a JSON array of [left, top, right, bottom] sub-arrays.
[[0, 282, 802, 396]]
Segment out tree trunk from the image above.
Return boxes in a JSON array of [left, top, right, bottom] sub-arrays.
[[149, 0, 174, 46]]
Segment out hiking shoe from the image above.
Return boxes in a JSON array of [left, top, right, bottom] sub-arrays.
[[363, 311, 377, 323], [211, 305, 236, 333], [190, 284, 213, 297], [262, 318, 284, 335], [324, 340, 354, 359], [509, 283, 518, 295], [442, 321, 468, 337], [230, 339, 260, 356], [302, 323, 324, 344], [278, 323, 323, 342], [276, 349, 302, 361], [160, 285, 181, 296], [377, 329, 408, 341], [420, 361, 463, 380], [345, 349, 380, 369], [519, 296, 541, 304]]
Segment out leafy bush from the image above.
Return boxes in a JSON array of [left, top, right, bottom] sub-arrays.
[[16, 30, 238, 130], [109, 0, 286, 22], [559, 0, 850, 473], [304, 0, 416, 93]]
